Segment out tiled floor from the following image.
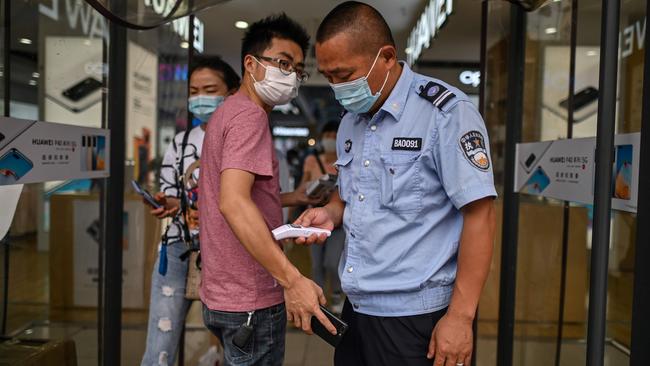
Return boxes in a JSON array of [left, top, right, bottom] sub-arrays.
[[10, 321, 631, 366], [0, 233, 633, 365]]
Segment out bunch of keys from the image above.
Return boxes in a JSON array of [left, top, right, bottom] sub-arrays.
[[232, 311, 255, 349]]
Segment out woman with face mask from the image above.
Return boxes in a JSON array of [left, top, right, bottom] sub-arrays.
[[140, 56, 240, 366], [298, 121, 346, 314]]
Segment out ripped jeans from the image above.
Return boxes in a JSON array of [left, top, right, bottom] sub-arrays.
[[141, 240, 191, 366]]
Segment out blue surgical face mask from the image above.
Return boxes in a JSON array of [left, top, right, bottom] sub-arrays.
[[330, 49, 390, 114], [188, 95, 224, 122]]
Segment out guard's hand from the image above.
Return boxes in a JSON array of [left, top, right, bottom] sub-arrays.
[[283, 274, 337, 336], [427, 312, 473, 366], [148, 192, 179, 219], [292, 207, 334, 245]]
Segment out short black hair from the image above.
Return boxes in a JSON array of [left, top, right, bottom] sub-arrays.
[[316, 1, 394, 55], [320, 121, 339, 136], [190, 55, 240, 91], [241, 13, 310, 74]]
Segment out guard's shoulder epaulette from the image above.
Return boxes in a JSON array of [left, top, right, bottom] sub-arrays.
[[417, 81, 458, 112]]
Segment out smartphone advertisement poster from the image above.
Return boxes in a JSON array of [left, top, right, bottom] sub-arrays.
[[515, 133, 640, 213], [0, 116, 110, 186]]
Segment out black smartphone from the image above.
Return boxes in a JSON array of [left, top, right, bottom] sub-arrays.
[[524, 153, 536, 168], [559, 86, 599, 112], [131, 180, 162, 209], [311, 305, 348, 347], [86, 219, 101, 244], [62, 77, 103, 102]]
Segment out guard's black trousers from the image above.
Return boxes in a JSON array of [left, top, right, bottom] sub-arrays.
[[334, 299, 448, 366]]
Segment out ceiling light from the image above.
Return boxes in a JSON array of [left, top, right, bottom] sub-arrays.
[[235, 21, 249, 29], [28, 80, 37, 86], [307, 138, 316, 146], [586, 50, 598, 57], [32, 72, 40, 78], [19, 38, 32, 45], [545, 27, 557, 35], [180, 41, 189, 49], [405, 47, 413, 55]]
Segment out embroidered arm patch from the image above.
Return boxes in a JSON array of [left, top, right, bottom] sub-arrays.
[[460, 131, 490, 171]]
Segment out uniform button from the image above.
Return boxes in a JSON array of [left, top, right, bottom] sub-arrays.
[[358, 194, 365, 202], [370, 125, 377, 131], [353, 303, 360, 309], [347, 266, 354, 273], [363, 160, 370, 167]]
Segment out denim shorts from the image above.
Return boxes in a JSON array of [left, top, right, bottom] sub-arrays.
[[202, 302, 286, 366]]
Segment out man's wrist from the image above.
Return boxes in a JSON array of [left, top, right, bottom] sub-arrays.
[[323, 202, 342, 227], [277, 263, 302, 289], [447, 304, 476, 323], [280, 191, 297, 207]]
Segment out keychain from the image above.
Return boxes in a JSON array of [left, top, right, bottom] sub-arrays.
[[232, 311, 255, 349]]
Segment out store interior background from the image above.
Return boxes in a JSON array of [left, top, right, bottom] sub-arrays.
[[0, 0, 645, 365]]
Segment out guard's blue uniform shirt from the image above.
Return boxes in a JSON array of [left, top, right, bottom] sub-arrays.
[[335, 63, 497, 316]]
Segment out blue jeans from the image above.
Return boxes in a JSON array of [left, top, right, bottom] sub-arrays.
[[141, 241, 192, 366], [202, 303, 286, 366]]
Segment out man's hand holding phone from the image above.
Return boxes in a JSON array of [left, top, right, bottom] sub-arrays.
[[148, 192, 180, 219], [283, 272, 337, 336]]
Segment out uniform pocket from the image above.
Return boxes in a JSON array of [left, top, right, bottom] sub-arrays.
[[334, 154, 354, 203], [379, 152, 423, 213]]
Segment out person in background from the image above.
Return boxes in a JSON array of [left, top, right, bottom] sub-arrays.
[[199, 13, 336, 366], [285, 147, 303, 190], [296, 2, 497, 366], [299, 121, 345, 313], [140, 55, 240, 366]]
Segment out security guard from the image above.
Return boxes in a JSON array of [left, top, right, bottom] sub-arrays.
[[294, 2, 497, 366]]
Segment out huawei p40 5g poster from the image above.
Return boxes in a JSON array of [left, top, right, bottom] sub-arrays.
[[515, 133, 640, 213], [0, 116, 110, 186]]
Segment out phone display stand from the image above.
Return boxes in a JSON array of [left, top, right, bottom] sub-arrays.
[[0, 185, 23, 240]]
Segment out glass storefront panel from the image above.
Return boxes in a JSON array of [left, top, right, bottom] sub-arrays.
[[0, 0, 6, 336], [0, 1, 4, 118], [3, 1, 108, 365], [604, 0, 645, 360], [512, 1, 574, 364], [482, 0, 645, 364], [476, 2, 510, 365]]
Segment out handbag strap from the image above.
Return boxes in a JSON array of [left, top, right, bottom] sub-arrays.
[[178, 128, 192, 245], [313, 150, 327, 175]]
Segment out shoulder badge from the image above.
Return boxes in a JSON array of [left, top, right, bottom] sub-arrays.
[[418, 81, 456, 110]]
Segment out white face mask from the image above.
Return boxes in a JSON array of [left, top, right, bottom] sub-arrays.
[[321, 138, 337, 153], [250, 57, 299, 106]]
